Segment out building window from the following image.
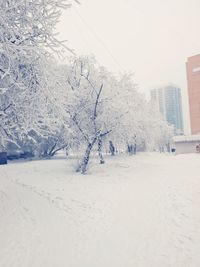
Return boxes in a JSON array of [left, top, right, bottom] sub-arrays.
[[193, 66, 200, 73]]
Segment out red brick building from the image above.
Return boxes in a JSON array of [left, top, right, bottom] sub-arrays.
[[186, 54, 200, 134]]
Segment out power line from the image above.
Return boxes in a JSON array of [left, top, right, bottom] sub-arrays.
[[71, 6, 126, 73]]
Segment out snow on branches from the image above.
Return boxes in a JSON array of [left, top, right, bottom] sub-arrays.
[[0, 0, 76, 149], [0, 1, 173, 172]]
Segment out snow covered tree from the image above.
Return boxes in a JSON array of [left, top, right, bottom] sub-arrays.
[[105, 73, 145, 154], [0, 0, 75, 93], [65, 56, 113, 173], [0, 0, 76, 150], [145, 102, 174, 152], [103, 73, 173, 155]]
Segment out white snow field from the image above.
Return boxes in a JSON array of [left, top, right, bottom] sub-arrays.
[[0, 153, 200, 267]]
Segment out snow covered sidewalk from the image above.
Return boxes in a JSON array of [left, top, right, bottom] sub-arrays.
[[0, 153, 200, 267]]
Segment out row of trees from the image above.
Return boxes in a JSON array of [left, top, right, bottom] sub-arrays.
[[0, 1, 174, 173], [0, 0, 74, 148]]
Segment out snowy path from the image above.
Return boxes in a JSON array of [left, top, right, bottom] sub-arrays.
[[0, 153, 200, 267]]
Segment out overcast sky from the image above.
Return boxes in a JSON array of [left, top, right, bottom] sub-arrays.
[[57, 0, 200, 133]]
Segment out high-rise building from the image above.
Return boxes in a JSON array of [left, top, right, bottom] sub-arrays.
[[151, 85, 184, 134], [186, 54, 200, 134]]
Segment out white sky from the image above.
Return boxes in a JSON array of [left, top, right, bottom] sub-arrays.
[[57, 0, 200, 134]]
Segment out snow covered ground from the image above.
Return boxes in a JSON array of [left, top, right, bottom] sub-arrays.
[[0, 152, 200, 267]]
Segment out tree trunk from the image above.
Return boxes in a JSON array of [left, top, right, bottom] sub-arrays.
[[50, 144, 68, 157], [77, 137, 97, 174], [48, 142, 57, 157], [133, 143, 137, 155], [109, 140, 115, 156], [98, 138, 105, 164], [127, 140, 137, 155], [133, 135, 137, 155], [127, 143, 133, 155]]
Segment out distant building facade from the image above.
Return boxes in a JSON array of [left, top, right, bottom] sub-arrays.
[[173, 135, 200, 154], [186, 54, 200, 134], [151, 85, 184, 134]]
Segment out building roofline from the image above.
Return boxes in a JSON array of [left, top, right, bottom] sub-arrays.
[[187, 54, 200, 61], [150, 83, 181, 91], [173, 135, 200, 142]]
